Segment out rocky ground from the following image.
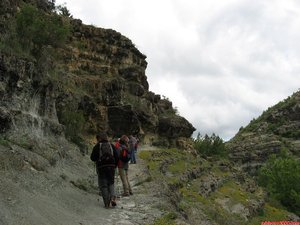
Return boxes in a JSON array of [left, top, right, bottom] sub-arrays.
[[0, 143, 164, 225]]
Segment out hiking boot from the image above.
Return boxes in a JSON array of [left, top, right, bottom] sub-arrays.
[[111, 200, 117, 207], [122, 192, 130, 197], [111, 196, 117, 207], [129, 191, 133, 195]]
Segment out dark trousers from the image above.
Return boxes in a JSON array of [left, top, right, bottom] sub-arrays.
[[97, 167, 115, 207]]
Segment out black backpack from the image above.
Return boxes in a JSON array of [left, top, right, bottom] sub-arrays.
[[119, 145, 131, 163], [98, 142, 115, 167]]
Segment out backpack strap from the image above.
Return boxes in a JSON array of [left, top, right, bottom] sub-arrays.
[[99, 143, 102, 161], [109, 143, 113, 155]]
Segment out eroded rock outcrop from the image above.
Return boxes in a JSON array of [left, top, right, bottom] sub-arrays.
[[0, 0, 195, 148]]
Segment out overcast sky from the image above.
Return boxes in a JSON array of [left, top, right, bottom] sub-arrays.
[[56, 0, 300, 140]]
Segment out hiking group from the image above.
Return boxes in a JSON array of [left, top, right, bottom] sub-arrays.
[[90, 132, 139, 209]]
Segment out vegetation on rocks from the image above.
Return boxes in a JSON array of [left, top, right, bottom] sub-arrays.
[[140, 147, 296, 224], [152, 212, 177, 225], [16, 4, 70, 56], [1, 2, 70, 59], [59, 109, 85, 139], [193, 133, 227, 157], [258, 155, 300, 215]]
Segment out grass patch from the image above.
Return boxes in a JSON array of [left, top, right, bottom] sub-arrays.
[[180, 185, 245, 225], [139, 150, 152, 160], [180, 186, 209, 205], [152, 212, 177, 225], [215, 181, 249, 205], [249, 203, 290, 225], [0, 136, 10, 148], [168, 160, 188, 174]]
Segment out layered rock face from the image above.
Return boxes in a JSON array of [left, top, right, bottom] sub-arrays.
[[55, 19, 195, 145], [227, 91, 300, 173], [0, 0, 195, 148]]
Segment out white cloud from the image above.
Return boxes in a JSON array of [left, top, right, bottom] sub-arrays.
[[56, 0, 300, 140]]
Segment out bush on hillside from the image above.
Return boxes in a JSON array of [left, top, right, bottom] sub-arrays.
[[193, 133, 226, 157], [15, 3, 70, 56], [56, 4, 72, 17], [59, 109, 87, 153], [258, 155, 300, 215]]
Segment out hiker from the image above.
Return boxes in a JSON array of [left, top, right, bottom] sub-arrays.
[[114, 137, 121, 149], [129, 135, 137, 164], [116, 135, 133, 196], [135, 136, 139, 152], [90, 132, 119, 208]]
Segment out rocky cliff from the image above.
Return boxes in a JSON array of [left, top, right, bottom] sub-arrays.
[[227, 90, 300, 173], [56, 18, 195, 144], [0, 0, 195, 151]]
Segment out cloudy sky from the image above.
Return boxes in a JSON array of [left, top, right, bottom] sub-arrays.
[[56, 0, 300, 140]]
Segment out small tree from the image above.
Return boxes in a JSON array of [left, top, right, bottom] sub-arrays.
[[258, 156, 300, 215], [16, 3, 70, 57], [56, 4, 72, 17], [194, 133, 226, 157]]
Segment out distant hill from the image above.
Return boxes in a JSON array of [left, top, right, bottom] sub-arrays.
[[227, 90, 300, 173]]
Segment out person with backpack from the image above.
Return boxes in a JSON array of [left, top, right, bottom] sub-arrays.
[[116, 135, 133, 196], [90, 132, 119, 208]]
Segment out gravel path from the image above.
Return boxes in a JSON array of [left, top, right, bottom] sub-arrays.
[[0, 144, 163, 225]]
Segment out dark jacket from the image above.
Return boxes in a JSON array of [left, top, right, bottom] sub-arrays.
[[90, 140, 119, 168]]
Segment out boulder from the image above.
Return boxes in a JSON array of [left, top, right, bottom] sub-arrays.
[[158, 115, 196, 138]]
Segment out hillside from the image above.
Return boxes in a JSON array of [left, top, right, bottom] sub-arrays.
[[135, 91, 300, 224], [227, 90, 300, 173]]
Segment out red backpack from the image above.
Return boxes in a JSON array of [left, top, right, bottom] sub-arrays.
[[119, 145, 131, 163]]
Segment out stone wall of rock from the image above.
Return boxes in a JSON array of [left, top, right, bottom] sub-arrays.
[[0, 0, 195, 148], [54, 18, 195, 144]]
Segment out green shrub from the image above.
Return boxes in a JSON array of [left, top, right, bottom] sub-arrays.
[[59, 109, 85, 139], [282, 129, 300, 139], [258, 156, 300, 215], [0, 19, 29, 57], [56, 4, 72, 17], [193, 133, 227, 157], [15, 3, 70, 57]]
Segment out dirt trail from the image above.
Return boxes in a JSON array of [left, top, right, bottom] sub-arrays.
[[0, 144, 162, 225], [78, 145, 163, 225], [98, 148, 163, 225]]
